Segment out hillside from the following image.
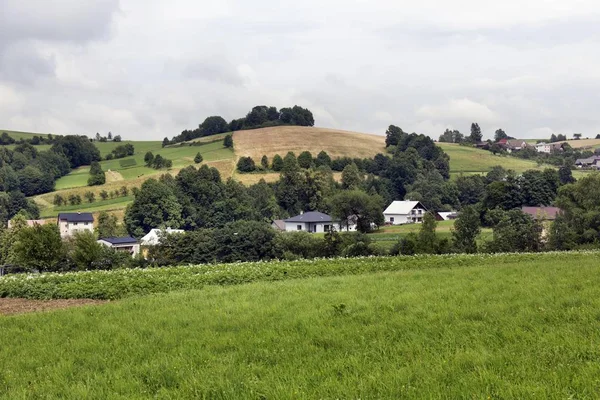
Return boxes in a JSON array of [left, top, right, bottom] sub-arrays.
[[233, 126, 386, 160], [1, 253, 600, 397], [1, 126, 560, 217]]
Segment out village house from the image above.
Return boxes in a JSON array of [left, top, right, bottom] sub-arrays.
[[57, 212, 94, 238], [271, 220, 286, 232], [140, 228, 185, 246], [535, 142, 552, 154], [97, 237, 140, 257], [499, 139, 531, 153], [575, 156, 600, 169], [383, 201, 429, 225], [283, 211, 356, 233]]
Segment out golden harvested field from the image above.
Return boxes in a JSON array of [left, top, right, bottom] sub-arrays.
[[558, 139, 600, 149], [233, 126, 386, 160]]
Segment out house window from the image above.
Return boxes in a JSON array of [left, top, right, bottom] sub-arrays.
[[73, 222, 78, 226], [324, 225, 331, 232], [84, 222, 89, 226], [390, 217, 395, 223], [297, 225, 302, 231]]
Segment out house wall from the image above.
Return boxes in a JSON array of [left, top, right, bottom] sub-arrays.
[[98, 241, 140, 257], [59, 220, 94, 238], [385, 207, 427, 225], [284, 222, 338, 233]]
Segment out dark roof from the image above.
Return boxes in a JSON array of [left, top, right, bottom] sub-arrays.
[[521, 207, 562, 220], [285, 211, 332, 223], [99, 237, 138, 245], [58, 213, 94, 222]]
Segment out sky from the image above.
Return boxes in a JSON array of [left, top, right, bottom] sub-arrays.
[[1, 0, 600, 140]]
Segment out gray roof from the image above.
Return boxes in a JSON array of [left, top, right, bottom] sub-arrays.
[[575, 156, 600, 165], [271, 220, 286, 230], [285, 211, 332, 223], [58, 213, 94, 222], [99, 237, 138, 245]]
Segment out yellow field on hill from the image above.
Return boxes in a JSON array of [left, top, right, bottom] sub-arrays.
[[233, 126, 386, 160], [558, 139, 600, 149]]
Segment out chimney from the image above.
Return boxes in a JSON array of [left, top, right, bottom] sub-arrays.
[[300, 211, 304, 215]]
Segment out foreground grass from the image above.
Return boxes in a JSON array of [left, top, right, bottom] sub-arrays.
[[2, 255, 600, 398]]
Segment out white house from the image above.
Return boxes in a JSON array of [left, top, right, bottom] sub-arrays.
[[535, 142, 552, 154], [284, 211, 356, 233], [57, 213, 94, 238], [98, 237, 140, 257], [383, 201, 428, 225], [140, 228, 185, 246]]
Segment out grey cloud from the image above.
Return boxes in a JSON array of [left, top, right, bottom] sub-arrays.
[[0, 44, 56, 84], [183, 61, 245, 86]]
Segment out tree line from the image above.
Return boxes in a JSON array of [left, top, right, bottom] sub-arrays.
[[165, 105, 314, 146]]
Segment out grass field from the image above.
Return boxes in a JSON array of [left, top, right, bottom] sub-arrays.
[[438, 143, 546, 174], [1, 252, 600, 398]]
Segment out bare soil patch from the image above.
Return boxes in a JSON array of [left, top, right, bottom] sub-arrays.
[[0, 298, 107, 316]]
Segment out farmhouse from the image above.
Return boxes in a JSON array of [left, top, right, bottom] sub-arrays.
[[500, 139, 530, 153], [575, 156, 600, 169], [383, 201, 428, 225], [140, 228, 185, 246], [98, 237, 140, 257], [57, 213, 94, 238], [283, 211, 355, 233], [535, 142, 552, 154]]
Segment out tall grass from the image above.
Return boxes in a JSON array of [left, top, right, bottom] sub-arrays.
[[1, 255, 600, 398]]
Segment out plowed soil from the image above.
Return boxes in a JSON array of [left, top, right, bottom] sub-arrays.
[[0, 298, 107, 316]]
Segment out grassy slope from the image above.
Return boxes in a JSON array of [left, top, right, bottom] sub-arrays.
[[1, 255, 600, 398], [437, 143, 545, 174]]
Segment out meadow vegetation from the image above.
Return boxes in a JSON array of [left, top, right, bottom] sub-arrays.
[[1, 252, 600, 398]]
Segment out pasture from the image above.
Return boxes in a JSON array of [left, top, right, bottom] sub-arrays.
[[438, 143, 545, 174], [1, 252, 600, 398]]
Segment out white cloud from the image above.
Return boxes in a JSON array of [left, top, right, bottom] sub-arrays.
[[1, 0, 600, 140], [416, 99, 500, 124]]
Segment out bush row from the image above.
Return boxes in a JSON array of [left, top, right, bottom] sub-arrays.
[[1, 251, 597, 300]]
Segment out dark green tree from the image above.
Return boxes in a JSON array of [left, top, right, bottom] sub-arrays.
[[469, 123, 483, 143], [272, 154, 284, 171], [125, 179, 183, 237], [13, 224, 64, 272], [341, 163, 362, 190], [418, 212, 438, 254], [328, 190, 384, 233], [194, 153, 203, 164], [261, 155, 269, 169], [223, 134, 233, 149], [452, 206, 481, 253], [297, 151, 313, 169], [315, 151, 332, 167], [237, 157, 256, 172], [200, 116, 229, 136], [486, 209, 543, 253]]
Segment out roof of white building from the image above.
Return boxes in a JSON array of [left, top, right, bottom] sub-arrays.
[[383, 201, 426, 215], [140, 228, 185, 246]]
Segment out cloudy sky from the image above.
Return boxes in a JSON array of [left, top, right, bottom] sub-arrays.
[[2, 0, 600, 140]]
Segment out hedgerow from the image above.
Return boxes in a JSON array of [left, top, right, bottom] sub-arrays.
[[1, 251, 599, 300]]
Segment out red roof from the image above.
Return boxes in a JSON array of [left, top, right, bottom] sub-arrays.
[[521, 207, 562, 220], [498, 138, 508, 144]]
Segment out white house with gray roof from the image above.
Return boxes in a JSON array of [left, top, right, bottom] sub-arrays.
[[383, 201, 428, 225], [284, 211, 356, 233]]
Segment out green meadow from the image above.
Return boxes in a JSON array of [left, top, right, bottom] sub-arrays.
[[439, 143, 546, 174], [1, 252, 600, 398]]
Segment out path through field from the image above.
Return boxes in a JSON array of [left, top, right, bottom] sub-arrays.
[[105, 170, 124, 182], [0, 298, 107, 315]]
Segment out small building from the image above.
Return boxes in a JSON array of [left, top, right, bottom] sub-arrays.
[[437, 211, 459, 221], [283, 211, 355, 233], [271, 220, 286, 232], [98, 237, 140, 257], [57, 212, 94, 238], [501, 139, 530, 153], [535, 142, 552, 154], [521, 207, 562, 221], [383, 201, 428, 225], [140, 228, 185, 246], [575, 156, 600, 169]]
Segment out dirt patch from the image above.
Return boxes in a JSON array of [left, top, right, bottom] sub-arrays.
[[0, 298, 108, 316]]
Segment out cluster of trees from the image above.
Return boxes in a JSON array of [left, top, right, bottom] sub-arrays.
[[0, 132, 62, 146], [436, 123, 492, 144], [0, 212, 134, 273], [94, 132, 122, 143], [105, 143, 134, 160], [144, 152, 173, 169], [166, 105, 314, 145], [236, 151, 379, 174], [53, 186, 132, 207], [88, 162, 106, 186]]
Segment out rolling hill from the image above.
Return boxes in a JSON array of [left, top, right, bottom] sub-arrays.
[[1, 126, 561, 217]]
